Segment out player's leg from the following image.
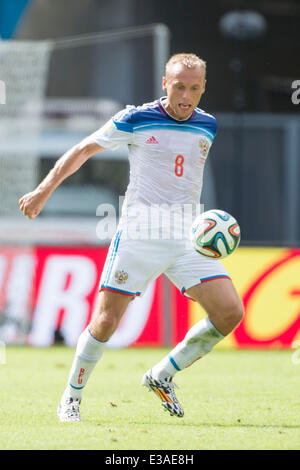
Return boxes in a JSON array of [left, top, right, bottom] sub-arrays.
[[143, 278, 243, 417], [65, 289, 134, 394], [58, 232, 170, 422], [187, 277, 244, 335], [89, 289, 135, 341], [58, 290, 133, 422], [150, 278, 243, 377]]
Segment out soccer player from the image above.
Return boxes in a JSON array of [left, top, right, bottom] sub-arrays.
[[19, 53, 244, 421]]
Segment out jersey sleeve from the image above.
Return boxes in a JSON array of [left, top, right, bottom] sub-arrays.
[[88, 107, 135, 150], [211, 116, 218, 138]]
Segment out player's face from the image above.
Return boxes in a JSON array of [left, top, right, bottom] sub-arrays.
[[162, 63, 206, 120]]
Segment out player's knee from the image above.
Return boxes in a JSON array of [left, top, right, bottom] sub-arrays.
[[91, 307, 121, 338], [224, 299, 244, 327], [101, 310, 120, 331]]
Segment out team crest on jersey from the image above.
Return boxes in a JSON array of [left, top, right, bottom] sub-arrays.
[[114, 270, 128, 284], [199, 137, 210, 157]]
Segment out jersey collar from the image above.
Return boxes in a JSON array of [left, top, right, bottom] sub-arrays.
[[158, 97, 195, 122]]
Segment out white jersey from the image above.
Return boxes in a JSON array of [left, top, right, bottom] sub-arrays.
[[91, 99, 230, 296], [90, 97, 217, 213]]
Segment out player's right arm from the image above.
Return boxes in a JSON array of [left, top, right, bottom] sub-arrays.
[[19, 138, 105, 219], [19, 107, 135, 219]]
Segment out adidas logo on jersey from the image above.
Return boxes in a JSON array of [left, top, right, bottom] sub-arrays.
[[146, 136, 159, 144]]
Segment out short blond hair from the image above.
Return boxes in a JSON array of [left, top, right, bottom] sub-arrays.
[[165, 53, 206, 77]]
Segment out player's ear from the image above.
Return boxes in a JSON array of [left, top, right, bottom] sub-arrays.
[[202, 79, 206, 93]]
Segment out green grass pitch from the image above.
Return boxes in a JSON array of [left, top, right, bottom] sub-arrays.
[[1, 346, 300, 450]]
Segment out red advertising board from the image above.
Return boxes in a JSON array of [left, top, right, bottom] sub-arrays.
[[0, 245, 299, 349], [0, 245, 177, 347]]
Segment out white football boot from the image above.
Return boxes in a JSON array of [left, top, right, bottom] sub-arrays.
[[57, 397, 82, 422]]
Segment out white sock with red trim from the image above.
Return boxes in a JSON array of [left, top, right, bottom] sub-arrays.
[[61, 327, 106, 402], [150, 317, 224, 380]]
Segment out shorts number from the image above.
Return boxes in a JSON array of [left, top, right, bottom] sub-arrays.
[[175, 154, 184, 177]]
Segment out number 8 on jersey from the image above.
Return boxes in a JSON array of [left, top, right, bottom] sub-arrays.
[[175, 154, 184, 177]]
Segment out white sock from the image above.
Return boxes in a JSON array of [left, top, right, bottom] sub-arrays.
[[151, 317, 224, 380], [62, 327, 106, 401]]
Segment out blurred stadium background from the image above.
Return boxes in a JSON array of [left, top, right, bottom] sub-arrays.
[[0, 0, 300, 350]]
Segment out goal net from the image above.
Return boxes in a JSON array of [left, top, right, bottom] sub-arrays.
[[0, 40, 52, 216]]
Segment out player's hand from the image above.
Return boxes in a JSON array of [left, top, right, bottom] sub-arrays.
[[18, 190, 48, 219]]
